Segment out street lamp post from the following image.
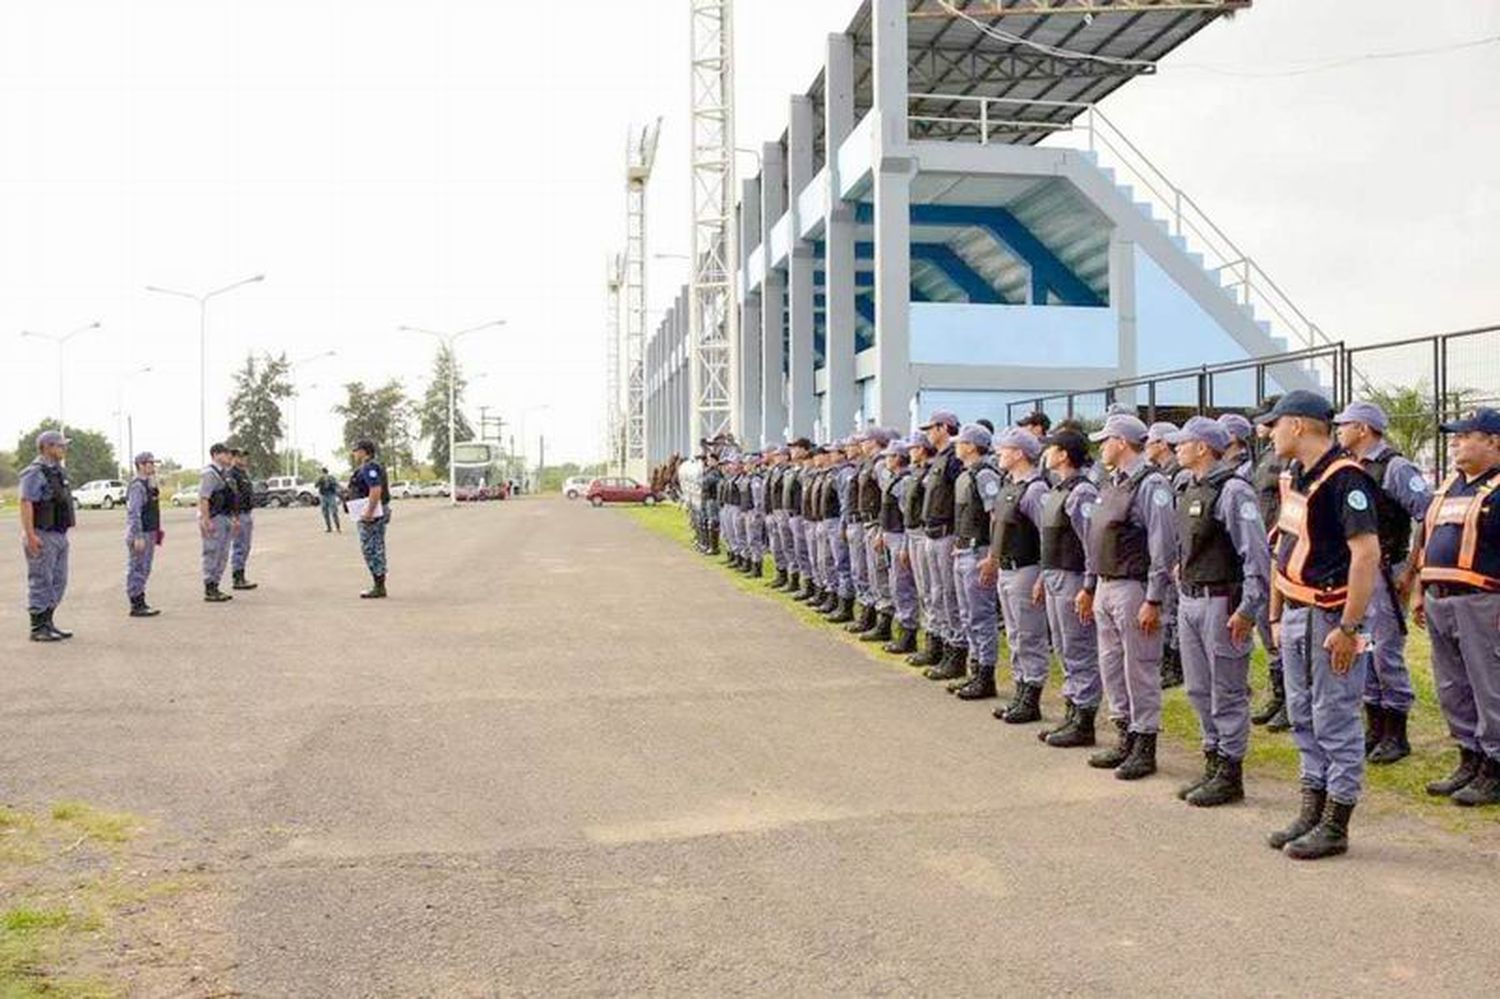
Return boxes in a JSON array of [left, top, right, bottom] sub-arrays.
[[398, 321, 505, 506], [114, 365, 154, 476], [20, 321, 102, 438], [519, 403, 552, 491], [286, 350, 337, 476], [145, 273, 265, 462]]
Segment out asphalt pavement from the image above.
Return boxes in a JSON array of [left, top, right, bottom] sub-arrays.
[[2, 496, 1498, 996]]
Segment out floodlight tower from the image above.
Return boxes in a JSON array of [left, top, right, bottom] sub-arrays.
[[688, 0, 738, 444], [624, 119, 661, 483], [604, 252, 626, 473]]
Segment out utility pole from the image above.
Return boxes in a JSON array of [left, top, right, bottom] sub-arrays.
[[624, 120, 661, 483]]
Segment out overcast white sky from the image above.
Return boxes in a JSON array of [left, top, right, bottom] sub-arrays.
[[1, 1, 1496, 470]]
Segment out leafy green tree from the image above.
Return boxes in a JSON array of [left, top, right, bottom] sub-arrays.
[[332, 380, 415, 473], [416, 346, 475, 478], [226, 352, 293, 477], [13, 420, 117, 484], [0, 450, 17, 488], [1363, 381, 1478, 468]]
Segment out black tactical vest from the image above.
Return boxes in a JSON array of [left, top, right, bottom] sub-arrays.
[[138, 481, 161, 534], [857, 460, 882, 522], [802, 469, 819, 519], [28, 460, 75, 532], [954, 467, 990, 546], [229, 467, 255, 513], [1253, 450, 1283, 533], [784, 465, 803, 513], [994, 474, 1042, 566], [1177, 467, 1244, 586], [349, 460, 389, 502], [739, 473, 756, 512], [1092, 463, 1156, 580], [1359, 450, 1413, 566], [921, 447, 962, 538], [204, 465, 235, 517], [1040, 475, 1087, 573], [900, 464, 927, 531], [879, 469, 909, 533], [819, 466, 842, 520], [766, 466, 783, 513]]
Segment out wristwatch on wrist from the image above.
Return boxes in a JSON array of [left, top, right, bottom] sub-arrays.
[[1338, 622, 1360, 638]]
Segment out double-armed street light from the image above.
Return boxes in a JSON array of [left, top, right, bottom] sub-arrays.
[[19, 321, 102, 439], [398, 320, 506, 506]]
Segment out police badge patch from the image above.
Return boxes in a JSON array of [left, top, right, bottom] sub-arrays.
[[1347, 490, 1370, 511]]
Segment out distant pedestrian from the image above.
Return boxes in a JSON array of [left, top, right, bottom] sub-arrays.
[[349, 439, 391, 599], [316, 467, 342, 533], [19, 429, 75, 642], [124, 451, 163, 618], [228, 448, 259, 591], [199, 443, 237, 603]]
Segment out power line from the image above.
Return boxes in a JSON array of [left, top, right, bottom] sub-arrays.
[[1175, 32, 1500, 78]]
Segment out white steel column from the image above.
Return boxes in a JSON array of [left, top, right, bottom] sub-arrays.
[[689, 0, 738, 444], [739, 178, 763, 443], [625, 120, 660, 483], [605, 254, 625, 473], [761, 140, 789, 443], [823, 32, 857, 437], [786, 99, 816, 438], [871, 0, 913, 427]]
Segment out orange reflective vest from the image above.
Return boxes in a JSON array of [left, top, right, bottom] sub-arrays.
[[1418, 471, 1500, 591], [1271, 457, 1363, 608]]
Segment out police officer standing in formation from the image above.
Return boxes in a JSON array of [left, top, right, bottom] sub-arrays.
[[1414, 407, 1500, 806], [917, 411, 967, 680], [1333, 400, 1432, 765], [1218, 412, 1256, 478], [1083, 413, 1177, 780], [199, 443, 238, 603], [1167, 417, 1270, 807], [895, 432, 934, 658], [865, 435, 912, 646], [946, 424, 1004, 701], [1250, 409, 1291, 731], [227, 447, 259, 591], [19, 430, 75, 642], [349, 439, 391, 599], [1145, 420, 1186, 689], [1263, 390, 1381, 860], [316, 467, 342, 533], [697, 452, 722, 555], [983, 427, 1052, 722], [763, 447, 788, 588], [124, 451, 163, 618]]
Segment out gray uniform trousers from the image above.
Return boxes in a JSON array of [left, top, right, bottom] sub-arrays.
[[866, 523, 892, 612], [1178, 592, 1254, 760], [789, 515, 808, 576], [1044, 569, 1101, 708], [925, 534, 963, 646], [826, 518, 853, 598], [125, 533, 157, 599], [954, 548, 998, 667], [231, 511, 254, 573], [1095, 578, 1164, 733], [886, 531, 919, 629], [24, 531, 70, 611], [817, 519, 835, 589], [1361, 567, 1415, 712], [1282, 604, 1368, 803], [1255, 604, 1283, 679], [201, 515, 232, 584], [998, 565, 1050, 686], [907, 533, 931, 634], [747, 510, 766, 561], [766, 510, 784, 567], [721, 506, 740, 554], [1424, 591, 1500, 760], [846, 520, 870, 603]]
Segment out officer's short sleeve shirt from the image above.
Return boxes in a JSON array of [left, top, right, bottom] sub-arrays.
[[19, 464, 46, 502], [1323, 465, 1381, 539]]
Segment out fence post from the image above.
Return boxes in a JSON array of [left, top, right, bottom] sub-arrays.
[[1435, 335, 1446, 478], [1196, 368, 1207, 415]]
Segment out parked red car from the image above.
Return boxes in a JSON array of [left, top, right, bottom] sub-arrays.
[[586, 477, 658, 507]]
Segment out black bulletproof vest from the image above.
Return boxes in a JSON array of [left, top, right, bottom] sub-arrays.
[[921, 447, 962, 537], [1040, 475, 1087, 572], [349, 460, 389, 501], [1092, 463, 1155, 580], [29, 461, 75, 532], [802, 469, 819, 519], [819, 466, 843, 520], [1360, 451, 1413, 566], [879, 468, 909, 532], [766, 466, 782, 513], [857, 461, 881, 522], [784, 465, 803, 513], [900, 464, 927, 531], [701, 468, 722, 505], [204, 465, 235, 517], [1253, 450, 1283, 532], [1178, 467, 1243, 586], [954, 467, 990, 546], [994, 475, 1042, 566], [739, 474, 756, 512], [229, 467, 255, 512], [138, 481, 161, 533]]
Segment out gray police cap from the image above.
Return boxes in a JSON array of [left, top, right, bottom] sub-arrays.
[[36, 429, 70, 448], [1332, 400, 1389, 433]]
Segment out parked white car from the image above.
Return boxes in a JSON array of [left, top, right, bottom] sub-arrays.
[[563, 475, 592, 500], [263, 476, 319, 507], [171, 486, 199, 507], [390, 480, 418, 500], [75, 479, 128, 510]]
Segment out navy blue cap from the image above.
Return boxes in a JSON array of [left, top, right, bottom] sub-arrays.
[[1254, 389, 1335, 425], [1440, 407, 1500, 435]]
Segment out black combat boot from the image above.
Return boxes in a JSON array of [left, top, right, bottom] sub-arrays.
[[43, 609, 72, 639], [1268, 787, 1327, 850], [1039, 700, 1076, 743], [1368, 709, 1411, 765], [1160, 645, 1184, 689], [1187, 755, 1245, 807], [750, 558, 764, 578], [1115, 732, 1158, 780], [1451, 756, 1500, 807], [360, 574, 388, 599], [793, 579, 816, 602], [844, 603, 872, 634], [828, 596, 855, 624], [771, 568, 787, 589], [1002, 682, 1044, 724], [908, 634, 942, 668], [955, 664, 997, 700], [814, 588, 835, 613], [231, 569, 258, 591], [1363, 703, 1386, 756], [1284, 798, 1354, 860], [861, 611, 893, 644], [992, 679, 1025, 719], [1178, 750, 1220, 801], [129, 594, 161, 618], [1047, 704, 1097, 748], [1427, 748, 1483, 797], [924, 643, 968, 682], [29, 610, 60, 642], [1252, 670, 1286, 726], [883, 621, 916, 655], [1089, 719, 1133, 769], [204, 582, 232, 603], [785, 571, 803, 593]]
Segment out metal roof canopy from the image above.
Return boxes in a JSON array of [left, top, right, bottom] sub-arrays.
[[798, 0, 1249, 158]]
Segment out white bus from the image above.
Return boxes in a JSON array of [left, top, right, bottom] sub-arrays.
[[450, 441, 512, 501]]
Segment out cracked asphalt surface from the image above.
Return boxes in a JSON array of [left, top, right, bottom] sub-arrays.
[[3, 496, 1499, 996]]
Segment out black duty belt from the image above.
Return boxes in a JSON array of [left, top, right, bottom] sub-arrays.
[[925, 525, 952, 539], [1098, 573, 1148, 584], [954, 538, 986, 551], [1426, 583, 1496, 599], [1180, 582, 1239, 599], [997, 558, 1037, 571]]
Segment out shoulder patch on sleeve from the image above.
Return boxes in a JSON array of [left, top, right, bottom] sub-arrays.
[[1239, 500, 1260, 522], [1151, 488, 1170, 508], [1347, 489, 1369, 512], [983, 479, 1000, 498], [1409, 473, 1428, 493], [1080, 501, 1094, 519]]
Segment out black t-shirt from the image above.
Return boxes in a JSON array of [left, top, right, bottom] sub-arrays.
[[1276, 444, 1379, 587], [350, 460, 388, 500]]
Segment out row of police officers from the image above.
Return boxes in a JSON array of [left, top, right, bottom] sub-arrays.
[[690, 393, 1500, 859]]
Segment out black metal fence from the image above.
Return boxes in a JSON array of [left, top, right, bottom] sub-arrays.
[[1005, 324, 1500, 477]]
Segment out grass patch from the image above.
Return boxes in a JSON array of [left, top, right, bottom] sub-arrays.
[[624, 503, 1492, 830], [49, 803, 139, 846]]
